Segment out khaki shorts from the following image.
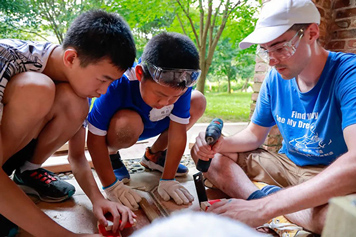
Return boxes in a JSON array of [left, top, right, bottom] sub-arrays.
[[236, 148, 327, 188]]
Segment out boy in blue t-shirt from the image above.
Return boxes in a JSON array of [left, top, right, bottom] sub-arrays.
[[87, 32, 206, 210]]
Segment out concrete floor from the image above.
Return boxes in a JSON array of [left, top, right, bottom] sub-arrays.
[[16, 123, 248, 236]]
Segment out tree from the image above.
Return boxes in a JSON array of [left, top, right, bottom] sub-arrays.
[[210, 38, 237, 93], [226, 2, 258, 88], [107, 0, 176, 57], [0, 0, 104, 43], [108, 0, 258, 94], [172, 0, 257, 94], [0, 0, 45, 40], [201, 2, 258, 93]]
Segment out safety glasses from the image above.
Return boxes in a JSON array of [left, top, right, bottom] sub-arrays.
[[257, 28, 304, 63], [142, 61, 201, 88]]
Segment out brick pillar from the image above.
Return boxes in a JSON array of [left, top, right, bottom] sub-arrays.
[[249, 0, 356, 152], [327, 0, 356, 53]]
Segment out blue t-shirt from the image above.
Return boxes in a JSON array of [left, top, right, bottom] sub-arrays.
[[252, 52, 356, 166], [88, 67, 192, 139]]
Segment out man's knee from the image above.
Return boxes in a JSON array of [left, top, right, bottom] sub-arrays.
[[202, 153, 241, 185], [210, 153, 238, 171], [194, 153, 236, 178], [287, 204, 327, 234], [310, 205, 327, 234], [107, 110, 143, 149]]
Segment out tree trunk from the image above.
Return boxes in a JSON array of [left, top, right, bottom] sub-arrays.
[[241, 77, 250, 92], [197, 60, 207, 93], [175, 0, 241, 95], [228, 77, 231, 93]]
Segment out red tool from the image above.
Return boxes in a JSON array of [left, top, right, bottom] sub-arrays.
[[98, 224, 121, 237], [200, 199, 226, 211], [97, 213, 135, 237]]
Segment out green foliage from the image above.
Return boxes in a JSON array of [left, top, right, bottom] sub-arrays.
[[108, 0, 175, 32], [1, 0, 260, 99], [199, 92, 252, 123], [107, 0, 177, 54], [208, 1, 259, 93], [0, 0, 104, 43], [0, 0, 44, 40], [168, 0, 253, 93], [205, 79, 252, 93]]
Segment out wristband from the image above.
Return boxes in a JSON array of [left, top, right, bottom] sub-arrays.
[[160, 178, 176, 181], [102, 177, 118, 190]]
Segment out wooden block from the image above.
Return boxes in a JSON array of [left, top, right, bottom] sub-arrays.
[[55, 142, 87, 154], [139, 197, 161, 222], [44, 160, 94, 173], [55, 140, 147, 154], [322, 195, 356, 237]]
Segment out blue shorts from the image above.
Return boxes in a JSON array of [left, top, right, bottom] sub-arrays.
[[138, 116, 170, 141]]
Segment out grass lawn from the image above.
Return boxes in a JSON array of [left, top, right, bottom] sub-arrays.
[[198, 92, 253, 123]]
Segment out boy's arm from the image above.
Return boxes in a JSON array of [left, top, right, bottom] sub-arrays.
[[86, 131, 116, 187], [68, 127, 104, 202], [87, 131, 141, 210], [157, 120, 194, 205], [162, 120, 186, 180], [68, 127, 135, 232]]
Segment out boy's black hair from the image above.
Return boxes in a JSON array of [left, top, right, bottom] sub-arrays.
[[141, 32, 199, 70], [63, 9, 136, 71]]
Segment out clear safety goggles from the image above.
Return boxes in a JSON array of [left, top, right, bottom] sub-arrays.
[[142, 61, 201, 88], [257, 28, 304, 63]]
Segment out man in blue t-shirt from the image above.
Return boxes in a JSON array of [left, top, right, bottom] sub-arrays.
[[191, 0, 356, 234], [87, 32, 206, 210]]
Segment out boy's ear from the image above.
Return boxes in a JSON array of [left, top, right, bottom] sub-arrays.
[[63, 48, 78, 68], [135, 65, 144, 82]]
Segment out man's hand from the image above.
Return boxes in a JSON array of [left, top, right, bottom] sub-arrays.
[[104, 179, 142, 210], [92, 197, 136, 232], [191, 131, 224, 161], [158, 179, 194, 205], [207, 198, 269, 228]]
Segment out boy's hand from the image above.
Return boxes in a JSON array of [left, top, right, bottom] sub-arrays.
[[104, 179, 142, 210], [92, 197, 136, 233], [158, 179, 194, 205]]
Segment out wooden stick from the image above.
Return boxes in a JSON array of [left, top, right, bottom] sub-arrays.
[[139, 197, 161, 222]]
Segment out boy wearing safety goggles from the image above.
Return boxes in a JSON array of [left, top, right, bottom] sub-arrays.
[[86, 32, 206, 209]]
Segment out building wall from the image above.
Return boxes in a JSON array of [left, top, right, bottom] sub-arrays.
[[251, 0, 356, 152]]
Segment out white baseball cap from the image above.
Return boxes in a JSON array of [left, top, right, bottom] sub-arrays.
[[239, 0, 320, 49]]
